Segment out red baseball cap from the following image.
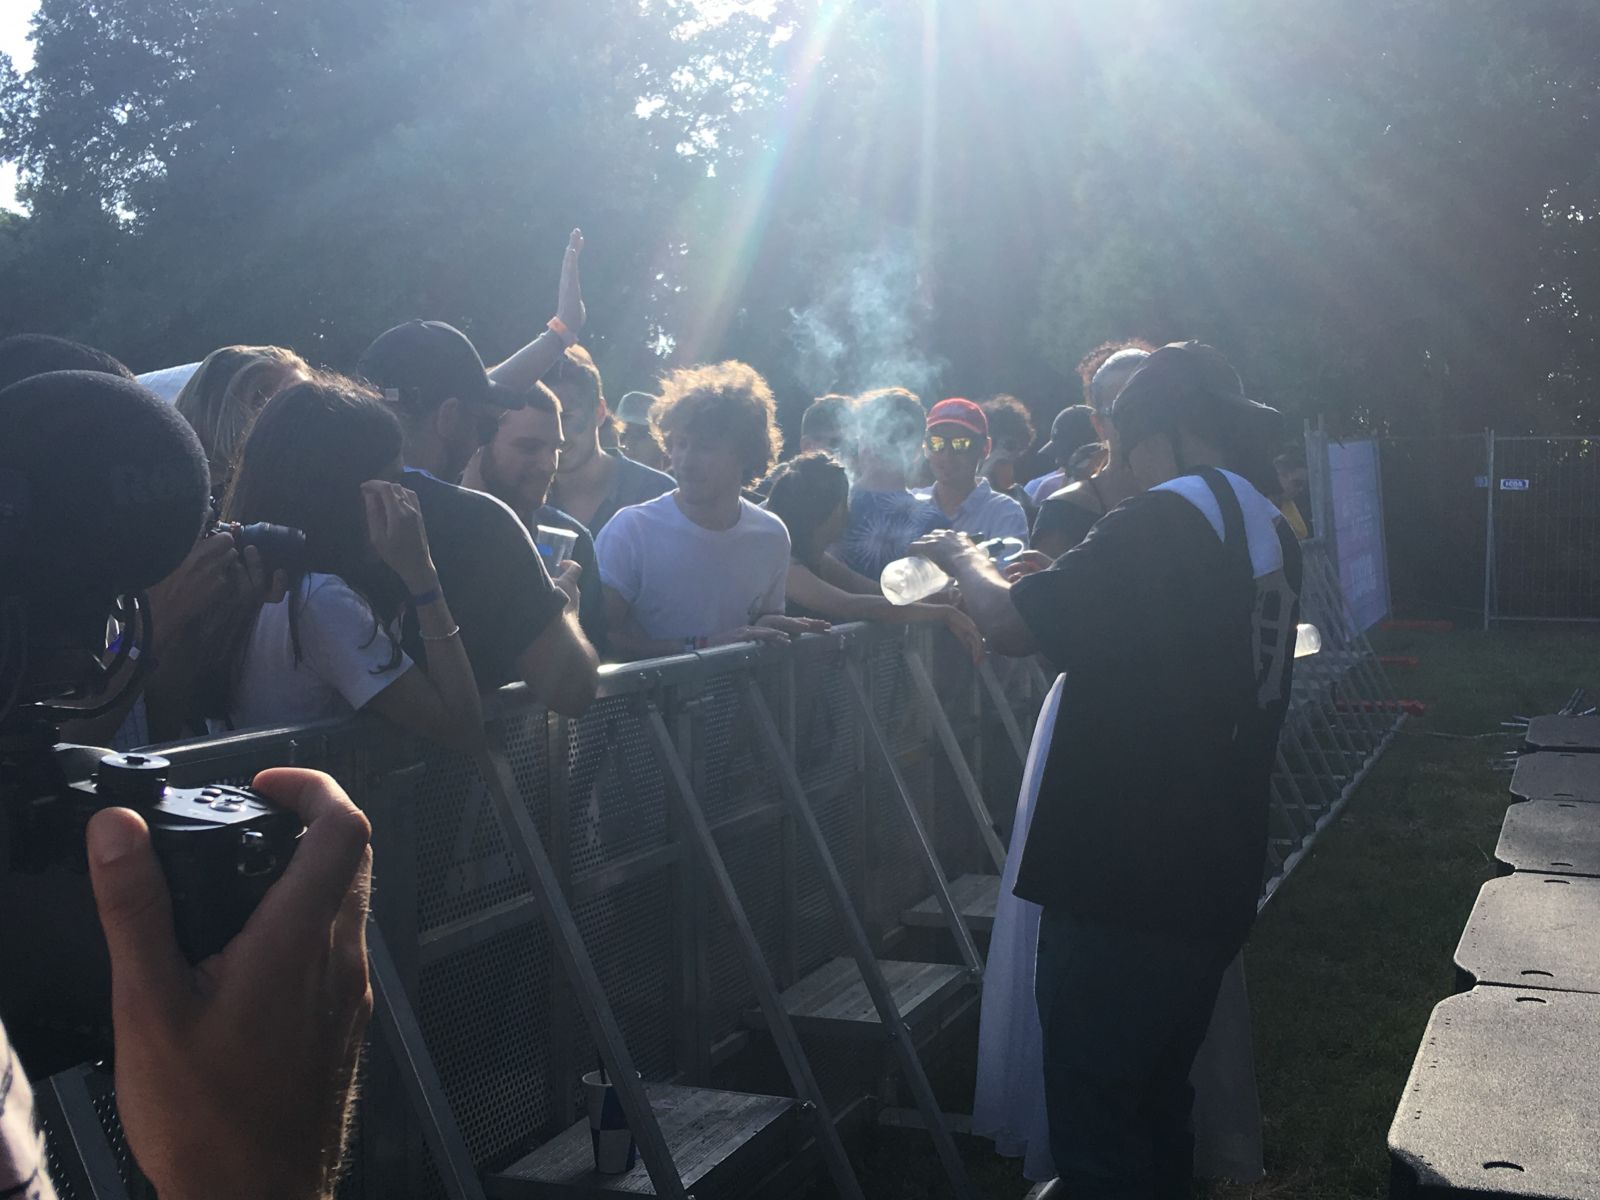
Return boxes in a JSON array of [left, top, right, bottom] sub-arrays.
[[926, 397, 988, 438]]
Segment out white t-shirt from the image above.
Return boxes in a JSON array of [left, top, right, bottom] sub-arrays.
[[216, 573, 412, 732], [596, 493, 791, 641]]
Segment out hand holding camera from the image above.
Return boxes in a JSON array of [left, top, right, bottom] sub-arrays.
[[88, 768, 373, 1200]]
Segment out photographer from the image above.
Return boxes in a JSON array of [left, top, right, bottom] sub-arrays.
[[912, 343, 1301, 1199], [1, 371, 374, 1200]]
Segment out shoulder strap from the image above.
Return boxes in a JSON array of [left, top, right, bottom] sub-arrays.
[[1195, 466, 1250, 580]]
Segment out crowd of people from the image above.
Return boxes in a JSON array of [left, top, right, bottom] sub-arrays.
[[0, 225, 1313, 1200]]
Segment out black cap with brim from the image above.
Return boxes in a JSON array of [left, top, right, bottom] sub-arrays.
[[1111, 342, 1280, 459], [1038, 405, 1099, 460], [357, 320, 524, 411]]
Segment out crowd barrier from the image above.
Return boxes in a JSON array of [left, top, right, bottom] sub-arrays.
[[39, 538, 1401, 1200]]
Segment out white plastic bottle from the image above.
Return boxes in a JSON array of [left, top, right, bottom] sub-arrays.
[[880, 557, 952, 605]]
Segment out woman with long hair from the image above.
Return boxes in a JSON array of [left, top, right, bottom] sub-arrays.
[[209, 373, 484, 751], [763, 452, 985, 661], [174, 344, 311, 499]]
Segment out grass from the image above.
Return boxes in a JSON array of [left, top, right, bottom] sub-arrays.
[[854, 627, 1594, 1199]]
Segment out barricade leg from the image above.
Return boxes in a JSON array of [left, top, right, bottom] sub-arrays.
[[742, 677, 981, 1200], [641, 702, 868, 1200], [473, 747, 688, 1200], [844, 659, 986, 975]]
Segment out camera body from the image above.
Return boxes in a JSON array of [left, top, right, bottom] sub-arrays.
[[0, 739, 301, 1064], [82, 752, 302, 960]]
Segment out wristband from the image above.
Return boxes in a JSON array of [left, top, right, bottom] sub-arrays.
[[547, 316, 577, 347], [411, 587, 441, 608]]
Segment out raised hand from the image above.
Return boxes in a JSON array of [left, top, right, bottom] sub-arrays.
[[556, 228, 585, 335], [361, 480, 436, 593]]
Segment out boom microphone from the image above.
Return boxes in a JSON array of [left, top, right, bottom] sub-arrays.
[[0, 370, 211, 609], [0, 370, 211, 708]]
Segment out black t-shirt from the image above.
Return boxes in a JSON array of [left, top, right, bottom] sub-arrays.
[[1031, 493, 1101, 551], [536, 503, 607, 660], [1009, 478, 1302, 947], [402, 469, 567, 689]]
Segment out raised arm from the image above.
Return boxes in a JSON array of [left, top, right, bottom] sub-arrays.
[[487, 229, 586, 392]]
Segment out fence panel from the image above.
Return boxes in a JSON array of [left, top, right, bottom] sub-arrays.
[[1376, 435, 1488, 622], [1491, 436, 1600, 622]]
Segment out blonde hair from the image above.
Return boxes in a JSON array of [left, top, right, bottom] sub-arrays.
[[652, 360, 783, 484], [175, 345, 310, 486]]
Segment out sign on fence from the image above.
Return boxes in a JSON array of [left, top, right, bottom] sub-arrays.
[[1325, 439, 1390, 631]]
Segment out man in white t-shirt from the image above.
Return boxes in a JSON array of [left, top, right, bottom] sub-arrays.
[[597, 361, 827, 659]]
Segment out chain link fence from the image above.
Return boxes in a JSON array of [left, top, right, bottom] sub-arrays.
[[1377, 432, 1600, 626]]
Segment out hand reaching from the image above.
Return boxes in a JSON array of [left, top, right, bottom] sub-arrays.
[[88, 768, 374, 1200], [941, 606, 987, 664], [556, 228, 585, 335], [909, 528, 978, 573], [1002, 549, 1054, 582], [704, 624, 791, 648], [755, 613, 831, 638]]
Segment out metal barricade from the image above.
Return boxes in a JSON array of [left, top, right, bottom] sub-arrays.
[[1377, 431, 1600, 626], [45, 578, 1396, 1199], [1489, 435, 1600, 623]]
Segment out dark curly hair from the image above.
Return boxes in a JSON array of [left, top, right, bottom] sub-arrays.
[[763, 451, 850, 567], [652, 360, 784, 484], [981, 394, 1035, 453]]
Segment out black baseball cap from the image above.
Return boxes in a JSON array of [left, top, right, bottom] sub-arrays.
[[356, 320, 523, 411], [1039, 404, 1099, 460], [1111, 342, 1280, 458]]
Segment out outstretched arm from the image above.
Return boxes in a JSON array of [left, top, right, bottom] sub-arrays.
[[911, 531, 1037, 657], [487, 228, 586, 391]]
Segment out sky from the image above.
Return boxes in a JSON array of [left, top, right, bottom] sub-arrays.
[[0, 0, 31, 210]]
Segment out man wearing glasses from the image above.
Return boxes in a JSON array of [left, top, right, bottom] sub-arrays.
[[915, 398, 1031, 546]]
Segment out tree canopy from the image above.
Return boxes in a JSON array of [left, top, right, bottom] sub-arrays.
[[3, 0, 1597, 436]]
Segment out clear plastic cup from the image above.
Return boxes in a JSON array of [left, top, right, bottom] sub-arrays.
[[535, 524, 578, 566]]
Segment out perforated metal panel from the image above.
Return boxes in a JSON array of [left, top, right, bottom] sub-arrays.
[[572, 873, 678, 1082], [564, 696, 670, 887], [417, 921, 557, 1164]]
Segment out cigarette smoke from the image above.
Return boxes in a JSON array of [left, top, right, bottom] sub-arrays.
[[788, 236, 947, 399]]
